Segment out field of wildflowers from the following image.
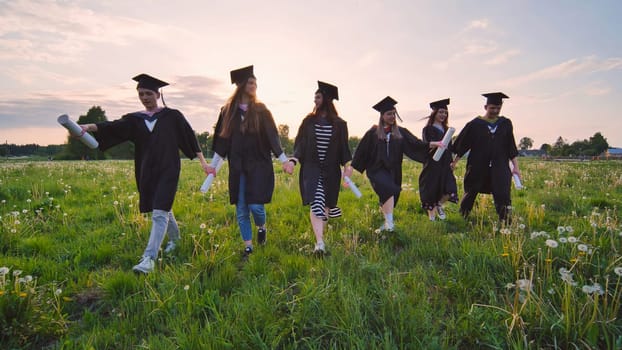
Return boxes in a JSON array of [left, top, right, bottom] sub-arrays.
[[0, 159, 620, 349]]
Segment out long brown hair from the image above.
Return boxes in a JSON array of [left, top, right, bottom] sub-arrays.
[[219, 78, 262, 137], [375, 110, 402, 141], [425, 108, 449, 130], [310, 90, 339, 121]]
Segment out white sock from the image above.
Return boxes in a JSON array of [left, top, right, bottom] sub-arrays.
[[385, 213, 394, 227]]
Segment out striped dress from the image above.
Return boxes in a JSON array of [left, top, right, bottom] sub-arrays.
[[311, 119, 341, 220]]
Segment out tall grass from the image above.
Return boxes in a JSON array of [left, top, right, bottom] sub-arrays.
[[0, 159, 621, 349]]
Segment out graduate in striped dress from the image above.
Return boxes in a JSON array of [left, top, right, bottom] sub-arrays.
[[291, 81, 352, 253], [352, 97, 444, 231]]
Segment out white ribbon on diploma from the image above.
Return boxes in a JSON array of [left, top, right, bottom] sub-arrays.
[[57, 114, 99, 149], [432, 127, 455, 161], [200, 157, 224, 193], [343, 176, 362, 198]]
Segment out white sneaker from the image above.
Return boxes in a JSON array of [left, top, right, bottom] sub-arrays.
[[163, 240, 177, 254], [313, 241, 326, 253], [437, 206, 446, 220], [379, 222, 394, 232], [132, 256, 154, 273]]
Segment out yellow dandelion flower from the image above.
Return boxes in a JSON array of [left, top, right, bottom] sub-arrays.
[[19, 292, 27, 298], [501, 253, 509, 257]]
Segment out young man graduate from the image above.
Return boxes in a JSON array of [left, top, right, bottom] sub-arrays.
[[451, 92, 521, 223], [80, 74, 210, 273]]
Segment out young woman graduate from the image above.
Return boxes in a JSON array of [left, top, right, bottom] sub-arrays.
[[451, 92, 521, 223], [351, 97, 444, 231], [80, 74, 210, 274], [208, 65, 293, 257], [418, 98, 459, 221], [290, 81, 352, 254]]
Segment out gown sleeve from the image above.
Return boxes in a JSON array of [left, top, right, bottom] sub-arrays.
[[261, 107, 284, 157], [506, 119, 519, 159], [402, 127, 428, 163], [452, 122, 472, 157], [338, 120, 352, 166], [351, 129, 374, 173], [293, 119, 307, 162], [211, 108, 228, 158], [94, 114, 134, 151], [175, 110, 201, 159]]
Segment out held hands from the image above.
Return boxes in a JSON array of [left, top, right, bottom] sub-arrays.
[[282, 160, 295, 175], [342, 165, 353, 178], [205, 165, 217, 176], [430, 141, 446, 149]]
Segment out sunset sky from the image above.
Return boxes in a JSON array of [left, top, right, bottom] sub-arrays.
[[1, 0, 621, 148]]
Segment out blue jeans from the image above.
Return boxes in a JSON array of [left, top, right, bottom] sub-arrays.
[[236, 174, 266, 242]]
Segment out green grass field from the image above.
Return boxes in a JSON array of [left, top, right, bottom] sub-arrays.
[[1, 158, 621, 349]]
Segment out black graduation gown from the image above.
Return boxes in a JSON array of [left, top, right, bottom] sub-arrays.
[[418, 125, 458, 209], [94, 108, 201, 213], [293, 115, 352, 207], [211, 104, 283, 205], [351, 126, 428, 206], [452, 116, 519, 196]]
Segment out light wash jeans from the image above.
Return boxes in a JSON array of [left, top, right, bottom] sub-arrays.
[[143, 209, 180, 259], [236, 174, 266, 242]]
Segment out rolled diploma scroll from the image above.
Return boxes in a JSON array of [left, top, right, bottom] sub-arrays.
[[57, 114, 99, 149], [510, 161, 523, 190], [343, 176, 362, 198], [432, 127, 455, 162], [200, 157, 224, 193]]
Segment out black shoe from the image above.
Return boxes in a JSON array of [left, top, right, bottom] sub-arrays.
[[257, 228, 267, 245], [243, 246, 253, 257]]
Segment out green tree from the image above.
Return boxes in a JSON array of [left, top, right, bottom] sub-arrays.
[[540, 143, 552, 154], [519, 137, 534, 150], [588, 132, 608, 155], [196, 131, 212, 158], [348, 136, 361, 155], [278, 124, 294, 155]]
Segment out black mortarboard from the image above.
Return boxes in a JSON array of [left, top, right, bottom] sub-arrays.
[[372, 96, 398, 113], [429, 98, 450, 109], [133, 74, 169, 92], [230, 65, 255, 85], [317, 81, 339, 101], [482, 92, 509, 105]]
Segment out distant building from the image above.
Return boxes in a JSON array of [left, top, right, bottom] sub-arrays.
[[601, 147, 622, 159], [518, 149, 547, 157]]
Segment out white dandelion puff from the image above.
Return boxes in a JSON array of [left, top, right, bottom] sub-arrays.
[[577, 244, 588, 252], [55, 288, 62, 296], [184, 285, 190, 291], [518, 224, 525, 230], [565, 226, 574, 233], [200, 223, 207, 229], [545, 239, 558, 248], [557, 226, 565, 234], [0, 267, 9, 275], [568, 236, 578, 243], [517, 279, 532, 292], [559, 237, 568, 243], [613, 267, 622, 276]]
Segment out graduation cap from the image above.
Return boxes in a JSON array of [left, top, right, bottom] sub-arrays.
[[317, 81, 339, 101], [230, 65, 255, 85], [482, 92, 509, 105], [373, 96, 402, 121], [373, 96, 398, 113], [133, 74, 169, 92], [429, 98, 450, 109]]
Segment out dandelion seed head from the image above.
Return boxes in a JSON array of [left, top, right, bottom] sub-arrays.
[[545, 239, 558, 248], [548, 288, 555, 295], [207, 229, 214, 234], [55, 288, 62, 296], [505, 283, 515, 289], [0, 267, 8, 275], [200, 223, 206, 229], [21, 209, 27, 214], [613, 267, 622, 276], [113, 201, 119, 206], [577, 244, 588, 252], [559, 237, 568, 243], [517, 279, 532, 292], [26, 199, 31, 203], [13, 270, 22, 276], [565, 226, 573, 233], [518, 224, 525, 230], [557, 226, 565, 233], [568, 236, 577, 243], [184, 285, 190, 291], [63, 213, 68, 217], [1, 200, 5, 204], [582, 285, 594, 294], [24, 275, 33, 282]]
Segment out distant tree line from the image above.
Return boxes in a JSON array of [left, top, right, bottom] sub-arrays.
[[3, 105, 612, 160]]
